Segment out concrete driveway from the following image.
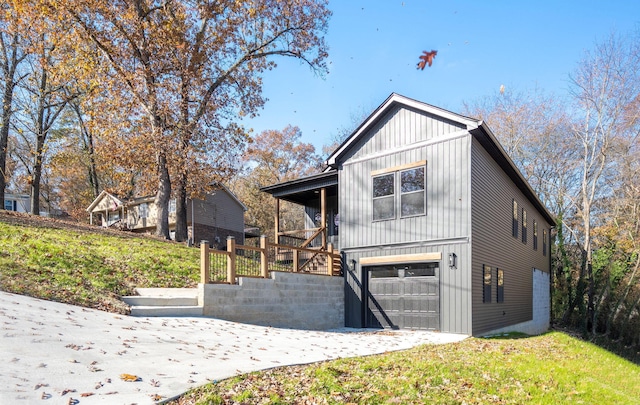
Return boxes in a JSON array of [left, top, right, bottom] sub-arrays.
[[0, 291, 467, 404]]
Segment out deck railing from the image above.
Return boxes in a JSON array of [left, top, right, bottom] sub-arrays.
[[200, 236, 340, 284]]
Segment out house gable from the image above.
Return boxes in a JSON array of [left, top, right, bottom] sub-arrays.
[[86, 190, 123, 213], [327, 93, 476, 168]]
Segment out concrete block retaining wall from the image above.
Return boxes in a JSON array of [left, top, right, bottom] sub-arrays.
[[199, 271, 344, 330]]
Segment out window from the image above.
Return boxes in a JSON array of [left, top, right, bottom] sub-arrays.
[[512, 199, 518, 238], [4, 199, 16, 211], [543, 229, 548, 256], [400, 167, 425, 217], [139, 203, 149, 219], [522, 208, 527, 244], [533, 220, 538, 250], [372, 162, 426, 221], [483, 265, 492, 303], [497, 268, 504, 303], [169, 198, 176, 213], [373, 173, 395, 220]]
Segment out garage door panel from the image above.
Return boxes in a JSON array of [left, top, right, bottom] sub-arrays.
[[366, 263, 440, 331]]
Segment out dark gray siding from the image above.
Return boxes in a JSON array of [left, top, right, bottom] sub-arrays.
[[340, 106, 473, 335], [470, 137, 552, 335]]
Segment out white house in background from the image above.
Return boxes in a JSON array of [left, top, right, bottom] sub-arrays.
[[3, 193, 30, 213], [86, 184, 246, 247]]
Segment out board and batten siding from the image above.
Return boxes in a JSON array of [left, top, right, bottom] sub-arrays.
[[339, 105, 473, 334], [470, 137, 551, 335]]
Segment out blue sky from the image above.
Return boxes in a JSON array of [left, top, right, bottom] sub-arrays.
[[243, 1, 640, 154]]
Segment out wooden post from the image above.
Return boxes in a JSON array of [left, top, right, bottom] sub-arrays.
[[260, 235, 269, 278], [200, 240, 210, 284], [274, 197, 280, 244], [327, 243, 334, 276], [227, 236, 236, 284], [320, 187, 327, 249], [293, 248, 299, 272]]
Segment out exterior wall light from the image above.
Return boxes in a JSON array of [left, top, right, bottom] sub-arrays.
[[449, 253, 457, 269], [348, 259, 357, 272]]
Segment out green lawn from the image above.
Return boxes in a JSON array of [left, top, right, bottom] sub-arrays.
[[172, 331, 640, 405]]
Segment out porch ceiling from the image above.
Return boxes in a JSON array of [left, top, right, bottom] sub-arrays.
[[260, 171, 338, 205]]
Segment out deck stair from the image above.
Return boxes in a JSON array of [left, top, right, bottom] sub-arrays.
[[121, 288, 202, 317]]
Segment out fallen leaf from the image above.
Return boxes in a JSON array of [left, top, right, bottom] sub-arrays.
[[80, 392, 94, 397], [120, 373, 141, 382]]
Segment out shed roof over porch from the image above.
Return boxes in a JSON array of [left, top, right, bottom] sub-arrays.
[[260, 170, 338, 205]]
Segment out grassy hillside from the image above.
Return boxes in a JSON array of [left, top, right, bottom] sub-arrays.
[[173, 331, 640, 405], [0, 211, 199, 313]]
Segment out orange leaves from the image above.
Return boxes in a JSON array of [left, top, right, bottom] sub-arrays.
[[119, 373, 141, 382], [417, 50, 437, 70]]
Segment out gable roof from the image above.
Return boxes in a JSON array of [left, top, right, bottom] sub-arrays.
[[326, 93, 478, 168], [325, 93, 555, 226], [86, 190, 124, 212]]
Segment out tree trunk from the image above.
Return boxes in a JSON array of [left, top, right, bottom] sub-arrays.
[[155, 151, 171, 239], [0, 33, 21, 209], [174, 172, 188, 242], [30, 144, 44, 215], [0, 81, 13, 207]]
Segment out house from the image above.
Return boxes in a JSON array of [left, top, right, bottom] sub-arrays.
[[261, 93, 554, 336], [86, 184, 246, 246], [4, 193, 30, 213]]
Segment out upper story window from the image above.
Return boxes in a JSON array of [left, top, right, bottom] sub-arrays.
[[522, 208, 527, 244], [512, 199, 518, 238], [372, 161, 426, 221], [169, 198, 177, 213], [533, 220, 538, 250], [543, 229, 548, 256], [373, 173, 395, 220], [400, 167, 425, 217]]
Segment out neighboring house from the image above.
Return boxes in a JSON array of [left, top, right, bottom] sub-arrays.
[[3, 193, 30, 213], [261, 93, 554, 336], [86, 184, 246, 246]]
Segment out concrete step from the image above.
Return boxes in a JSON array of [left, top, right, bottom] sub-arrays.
[[122, 295, 198, 307], [122, 288, 202, 317], [129, 305, 203, 317], [134, 287, 198, 298]]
